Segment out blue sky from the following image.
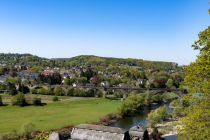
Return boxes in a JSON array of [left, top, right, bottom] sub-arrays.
[[0, 0, 209, 65]]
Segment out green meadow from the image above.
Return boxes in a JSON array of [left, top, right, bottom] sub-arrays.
[[0, 98, 121, 133]]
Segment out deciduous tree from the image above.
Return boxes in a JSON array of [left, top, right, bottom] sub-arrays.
[[180, 26, 210, 139]]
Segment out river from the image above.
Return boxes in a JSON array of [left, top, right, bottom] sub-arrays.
[[110, 104, 172, 130]]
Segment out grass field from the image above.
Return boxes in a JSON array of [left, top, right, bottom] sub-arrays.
[[0, 97, 121, 133], [1, 94, 79, 104]]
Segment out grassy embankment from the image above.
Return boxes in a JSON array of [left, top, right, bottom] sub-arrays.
[[0, 97, 121, 133]]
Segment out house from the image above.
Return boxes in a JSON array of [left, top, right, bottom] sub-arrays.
[[18, 70, 39, 81], [98, 71, 103, 74], [49, 124, 149, 140], [85, 83, 94, 88], [0, 75, 8, 83], [70, 124, 126, 140], [42, 69, 56, 76], [30, 72, 39, 80], [62, 73, 69, 79], [72, 83, 77, 87], [101, 81, 110, 87]]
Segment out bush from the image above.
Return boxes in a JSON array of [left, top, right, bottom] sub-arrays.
[[7, 83, 17, 95], [96, 90, 103, 97], [53, 86, 64, 96], [52, 96, 59, 102], [147, 105, 169, 127], [34, 131, 49, 140], [166, 78, 174, 89], [119, 94, 145, 116], [0, 95, 3, 106], [162, 92, 179, 102], [31, 88, 38, 94], [144, 93, 153, 106], [22, 122, 35, 138], [85, 89, 95, 97], [151, 94, 163, 103], [32, 97, 42, 106], [12, 92, 26, 106], [67, 88, 74, 96], [37, 87, 52, 95], [0, 84, 6, 93], [114, 92, 123, 98], [18, 85, 30, 94], [73, 88, 86, 97]]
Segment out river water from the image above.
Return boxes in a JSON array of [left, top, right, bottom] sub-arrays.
[[110, 104, 172, 130]]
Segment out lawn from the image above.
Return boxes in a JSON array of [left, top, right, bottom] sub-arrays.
[[0, 98, 121, 133]]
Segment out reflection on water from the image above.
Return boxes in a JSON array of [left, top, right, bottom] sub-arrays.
[[110, 104, 171, 130]]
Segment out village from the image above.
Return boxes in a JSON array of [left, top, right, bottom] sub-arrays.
[[0, 55, 184, 140], [0, 57, 184, 96]]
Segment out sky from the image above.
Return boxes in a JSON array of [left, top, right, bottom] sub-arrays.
[[0, 0, 209, 65]]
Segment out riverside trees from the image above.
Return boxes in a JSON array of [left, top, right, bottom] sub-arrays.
[[119, 92, 177, 116], [147, 105, 169, 127]]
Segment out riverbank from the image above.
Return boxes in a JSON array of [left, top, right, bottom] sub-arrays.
[[44, 102, 177, 139], [156, 119, 179, 134]]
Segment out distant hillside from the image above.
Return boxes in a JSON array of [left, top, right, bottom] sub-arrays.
[[52, 55, 179, 70], [0, 53, 48, 65], [0, 53, 179, 70]]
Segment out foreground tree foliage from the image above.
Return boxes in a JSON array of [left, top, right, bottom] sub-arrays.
[[179, 26, 210, 139]]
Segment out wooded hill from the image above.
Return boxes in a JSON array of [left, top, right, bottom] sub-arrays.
[[0, 53, 180, 71]]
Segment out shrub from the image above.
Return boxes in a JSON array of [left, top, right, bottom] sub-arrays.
[[162, 92, 179, 102], [22, 122, 36, 138], [34, 131, 49, 140], [166, 78, 174, 89], [31, 88, 38, 94], [32, 97, 42, 106], [52, 96, 59, 102], [7, 82, 17, 95], [114, 92, 123, 98], [18, 85, 30, 94], [0, 84, 6, 93], [85, 89, 95, 97], [73, 88, 86, 97], [64, 78, 76, 85], [37, 87, 52, 95], [67, 88, 74, 96], [0, 95, 3, 106], [144, 93, 153, 106], [12, 92, 26, 106], [53, 86, 64, 96], [96, 90, 103, 97], [151, 94, 163, 103], [119, 94, 145, 116], [147, 105, 169, 127]]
